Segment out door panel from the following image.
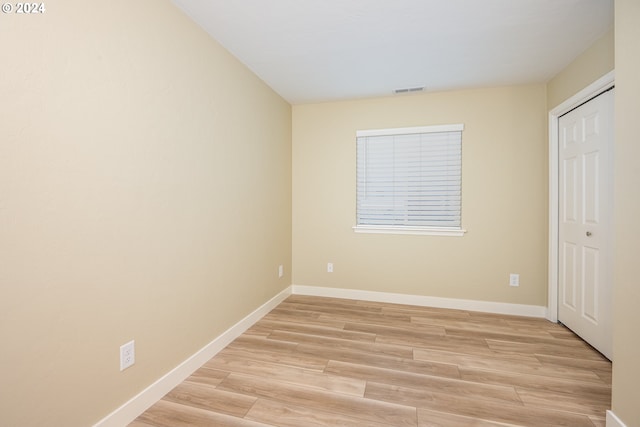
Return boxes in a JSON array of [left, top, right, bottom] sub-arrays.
[[563, 157, 578, 222], [582, 246, 599, 322], [562, 242, 577, 309], [583, 151, 599, 224], [558, 89, 613, 360]]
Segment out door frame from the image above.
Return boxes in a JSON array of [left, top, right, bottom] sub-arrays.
[[547, 70, 615, 323]]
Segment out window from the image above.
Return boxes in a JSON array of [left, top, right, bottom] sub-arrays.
[[355, 124, 465, 236]]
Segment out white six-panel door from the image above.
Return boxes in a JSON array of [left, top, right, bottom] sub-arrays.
[[558, 89, 614, 360]]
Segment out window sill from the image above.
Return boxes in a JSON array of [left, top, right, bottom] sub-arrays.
[[353, 225, 467, 237]]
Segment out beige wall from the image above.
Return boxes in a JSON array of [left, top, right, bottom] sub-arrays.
[[0, 1, 291, 426], [547, 29, 614, 109], [612, 0, 640, 425], [292, 85, 548, 306]]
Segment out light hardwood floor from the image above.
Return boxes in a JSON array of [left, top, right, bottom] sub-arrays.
[[131, 295, 612, 427]]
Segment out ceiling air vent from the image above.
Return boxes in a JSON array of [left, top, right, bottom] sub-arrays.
[[394, 86, 425, 95]]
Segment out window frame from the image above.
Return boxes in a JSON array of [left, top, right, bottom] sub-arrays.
[[353, 124, 466, 237]]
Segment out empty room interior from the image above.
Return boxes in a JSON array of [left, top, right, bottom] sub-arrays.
[[1, 1, 639, 426]]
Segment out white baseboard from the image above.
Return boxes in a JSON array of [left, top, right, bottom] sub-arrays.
[[292, 285, 548, 318], [607, 410, 628, 427], [94, 284, 549, 426], [93, 286, 292, 427]]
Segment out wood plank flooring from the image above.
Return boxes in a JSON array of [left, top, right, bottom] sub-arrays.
[[131, 295, 612, 427]]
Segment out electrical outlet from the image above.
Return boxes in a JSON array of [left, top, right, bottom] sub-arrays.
[[278, 264, 284, 278], [120, 340, 135, 371], [509, 273, 520, 287], [327, 262, 334, 273]]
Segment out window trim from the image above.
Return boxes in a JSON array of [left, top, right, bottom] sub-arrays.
[[356, 124, 463, 138], [352, 224, 466, 236], [354, 124, 467, 237]]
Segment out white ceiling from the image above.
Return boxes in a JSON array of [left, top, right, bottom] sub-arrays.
[[171, 0, 613, 105]]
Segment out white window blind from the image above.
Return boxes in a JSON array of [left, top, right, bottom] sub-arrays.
[[355, 124, 464, 235]]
